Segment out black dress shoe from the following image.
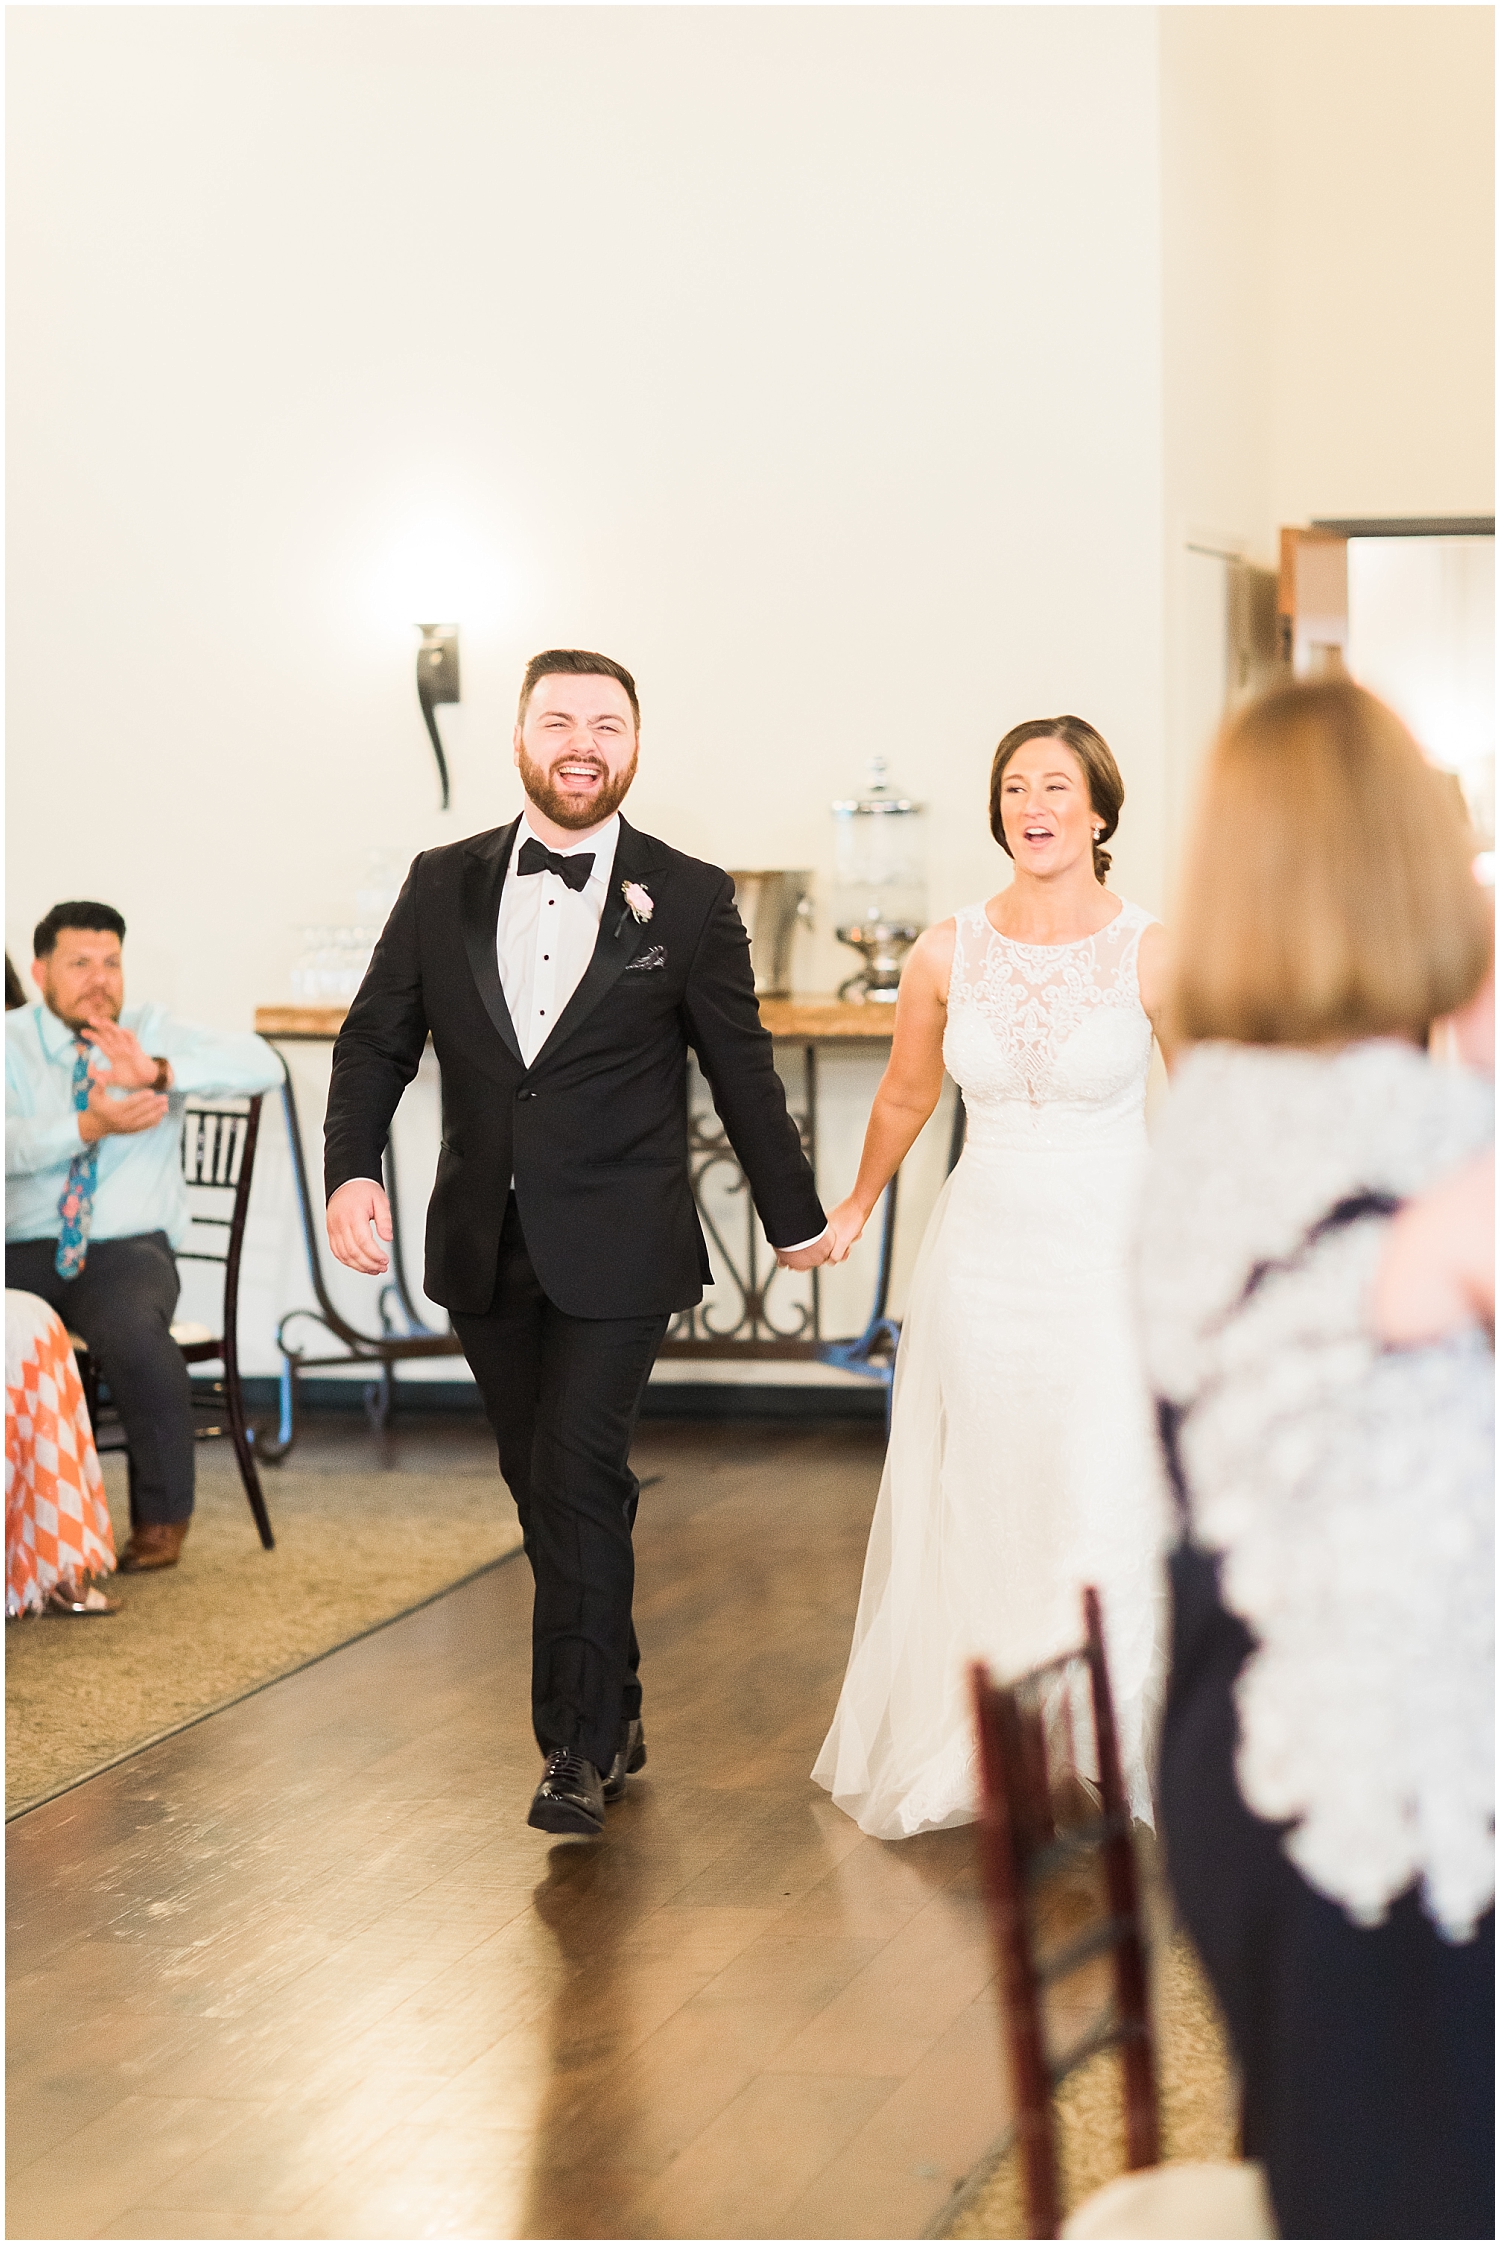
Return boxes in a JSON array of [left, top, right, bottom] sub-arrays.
[[527, 1750, 605, 1837], [603, 1717, 647, 1804]]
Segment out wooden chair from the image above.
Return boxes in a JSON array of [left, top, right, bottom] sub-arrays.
[[74, 1095, 275, 1550], [970, 1590, 1274, 2240], [970, 1587, 1158, 2239]]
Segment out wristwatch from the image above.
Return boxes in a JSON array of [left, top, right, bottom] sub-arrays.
[[151, 1057, 171, 1092]]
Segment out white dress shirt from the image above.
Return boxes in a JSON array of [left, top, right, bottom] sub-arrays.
[[499, 811, 619, 1066]]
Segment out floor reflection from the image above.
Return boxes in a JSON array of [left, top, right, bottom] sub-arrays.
[[8, 1421, 1006, 2241]]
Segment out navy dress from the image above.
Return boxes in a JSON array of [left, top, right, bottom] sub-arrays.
[[1161, 1533, 1494, 2241]]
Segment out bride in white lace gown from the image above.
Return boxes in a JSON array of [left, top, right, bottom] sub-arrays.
[[813, 717, 1170, 1838]]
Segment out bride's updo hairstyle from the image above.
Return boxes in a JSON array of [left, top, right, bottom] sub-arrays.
[[989, 716, 1124, 884], [1171, 679, 1491, 1048]]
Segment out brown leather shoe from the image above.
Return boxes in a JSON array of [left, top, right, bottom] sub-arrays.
[[116, 1520, 191, 1573]]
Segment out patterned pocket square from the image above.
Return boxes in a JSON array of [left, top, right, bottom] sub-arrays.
[[624, 944, 667, 974]]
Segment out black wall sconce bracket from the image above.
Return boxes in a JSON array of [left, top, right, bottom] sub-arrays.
[[417, 624, 460, 809]]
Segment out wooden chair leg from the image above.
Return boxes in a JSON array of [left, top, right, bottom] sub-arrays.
[[75, 1347, 135, 1542], [221, 1340, 275, 1551], [973, 1665, 1065, 2239], [78, 1349, 99, 1435], [1084, 1589, 1160, 2171]]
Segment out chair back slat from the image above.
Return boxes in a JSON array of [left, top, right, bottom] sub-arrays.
[[179, 1099, 257, 1268], [181, 1101, 252, 1195], [970, 1586, 1161, 2239]]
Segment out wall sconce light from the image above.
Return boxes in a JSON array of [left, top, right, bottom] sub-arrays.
[[417, 624, 459, 809]]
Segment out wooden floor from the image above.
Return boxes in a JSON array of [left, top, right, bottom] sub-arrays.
[[7, 1419, 1012, 2240]]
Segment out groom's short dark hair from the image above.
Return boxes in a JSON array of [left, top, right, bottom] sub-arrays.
[[518, 649, 640, 731]]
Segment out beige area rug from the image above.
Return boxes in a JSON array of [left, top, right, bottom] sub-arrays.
[[5, 1419, 523, 1816], [943, 1918, 1238, 2239]]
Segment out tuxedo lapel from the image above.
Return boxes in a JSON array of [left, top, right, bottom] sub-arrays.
[[460, 821, 524, 1066], [531, 819, 662, 1067]]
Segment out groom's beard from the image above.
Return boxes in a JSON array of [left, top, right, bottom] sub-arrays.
[[518, 743, 639, 833]]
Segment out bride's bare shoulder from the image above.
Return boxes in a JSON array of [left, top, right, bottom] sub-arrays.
[[909, 918, 959, 991]]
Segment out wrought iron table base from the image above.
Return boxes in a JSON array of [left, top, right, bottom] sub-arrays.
[[261, 1042, 960, 1458], [257, 1069, 464, 1463]]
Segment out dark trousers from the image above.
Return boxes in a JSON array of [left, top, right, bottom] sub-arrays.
[[1161, 1542, 1495, 2242], [452, 1195, 668, 1776], [5, 1231, 194, 1527]]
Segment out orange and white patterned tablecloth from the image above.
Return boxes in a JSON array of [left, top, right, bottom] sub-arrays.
[[5, 1290, 115, 1617]]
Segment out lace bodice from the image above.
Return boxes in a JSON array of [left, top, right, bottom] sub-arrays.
[[944, 898, 1156, 1151]]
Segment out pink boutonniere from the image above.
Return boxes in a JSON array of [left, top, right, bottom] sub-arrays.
[[621, 881, 654, 924]]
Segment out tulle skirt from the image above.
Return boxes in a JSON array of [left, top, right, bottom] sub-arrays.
[[812, 1135, 1169, 1839]]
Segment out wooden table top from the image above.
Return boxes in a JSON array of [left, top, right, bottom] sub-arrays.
[[759, 997, 897, 1039], [255, 997, 897, 1041], [256, 1005, 351, 1039]]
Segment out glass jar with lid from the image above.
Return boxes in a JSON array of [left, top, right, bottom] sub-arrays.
[[830, 757, 927, 1001]]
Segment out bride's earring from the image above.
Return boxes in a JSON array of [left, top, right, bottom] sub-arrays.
[[1093, 827, 1104, 841]]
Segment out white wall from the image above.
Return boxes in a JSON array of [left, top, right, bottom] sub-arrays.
[[1158, 4, 1494, 896], [1263, 6, 1495, 530], [1160, 6, 1277, 863], [7, 4, 1168, 1010], [9, 6, 1492, 1375], [1161, 3, 1493, 564]]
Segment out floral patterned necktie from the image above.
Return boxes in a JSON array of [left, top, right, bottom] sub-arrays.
[[55, 1040, 98, 1278]]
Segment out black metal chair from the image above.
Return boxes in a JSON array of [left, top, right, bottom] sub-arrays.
[[74, 1094, 275, 1550]]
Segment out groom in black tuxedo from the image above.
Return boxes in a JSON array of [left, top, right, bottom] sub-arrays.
[[325, 649, 828, 1835]]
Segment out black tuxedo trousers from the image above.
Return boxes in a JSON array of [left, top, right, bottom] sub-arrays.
[[455, 1197, 667, 1772], [324, 816, 825, 1775]]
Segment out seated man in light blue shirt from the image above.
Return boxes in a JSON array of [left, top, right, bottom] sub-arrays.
[[6, 901, 282, 1572]]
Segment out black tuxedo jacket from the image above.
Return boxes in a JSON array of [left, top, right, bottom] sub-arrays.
[[324, 816, 826, 1320]]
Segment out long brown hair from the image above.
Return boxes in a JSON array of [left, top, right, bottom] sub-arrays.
[[990, 716, 1124, 885], [1171, 680, 1491, 1046]]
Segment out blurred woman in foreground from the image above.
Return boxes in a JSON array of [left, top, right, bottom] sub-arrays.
[[1136, 681, 1493, 2241]]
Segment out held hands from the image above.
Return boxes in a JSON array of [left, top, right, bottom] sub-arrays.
[[777, 1230, 832, 1272], [822, 1197, 870, 1265], [327, 1179, 394, 1275], [775, 1199, 870, 1271]]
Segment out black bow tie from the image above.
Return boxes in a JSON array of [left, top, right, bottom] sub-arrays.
[[516, 837, 595, 892]]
